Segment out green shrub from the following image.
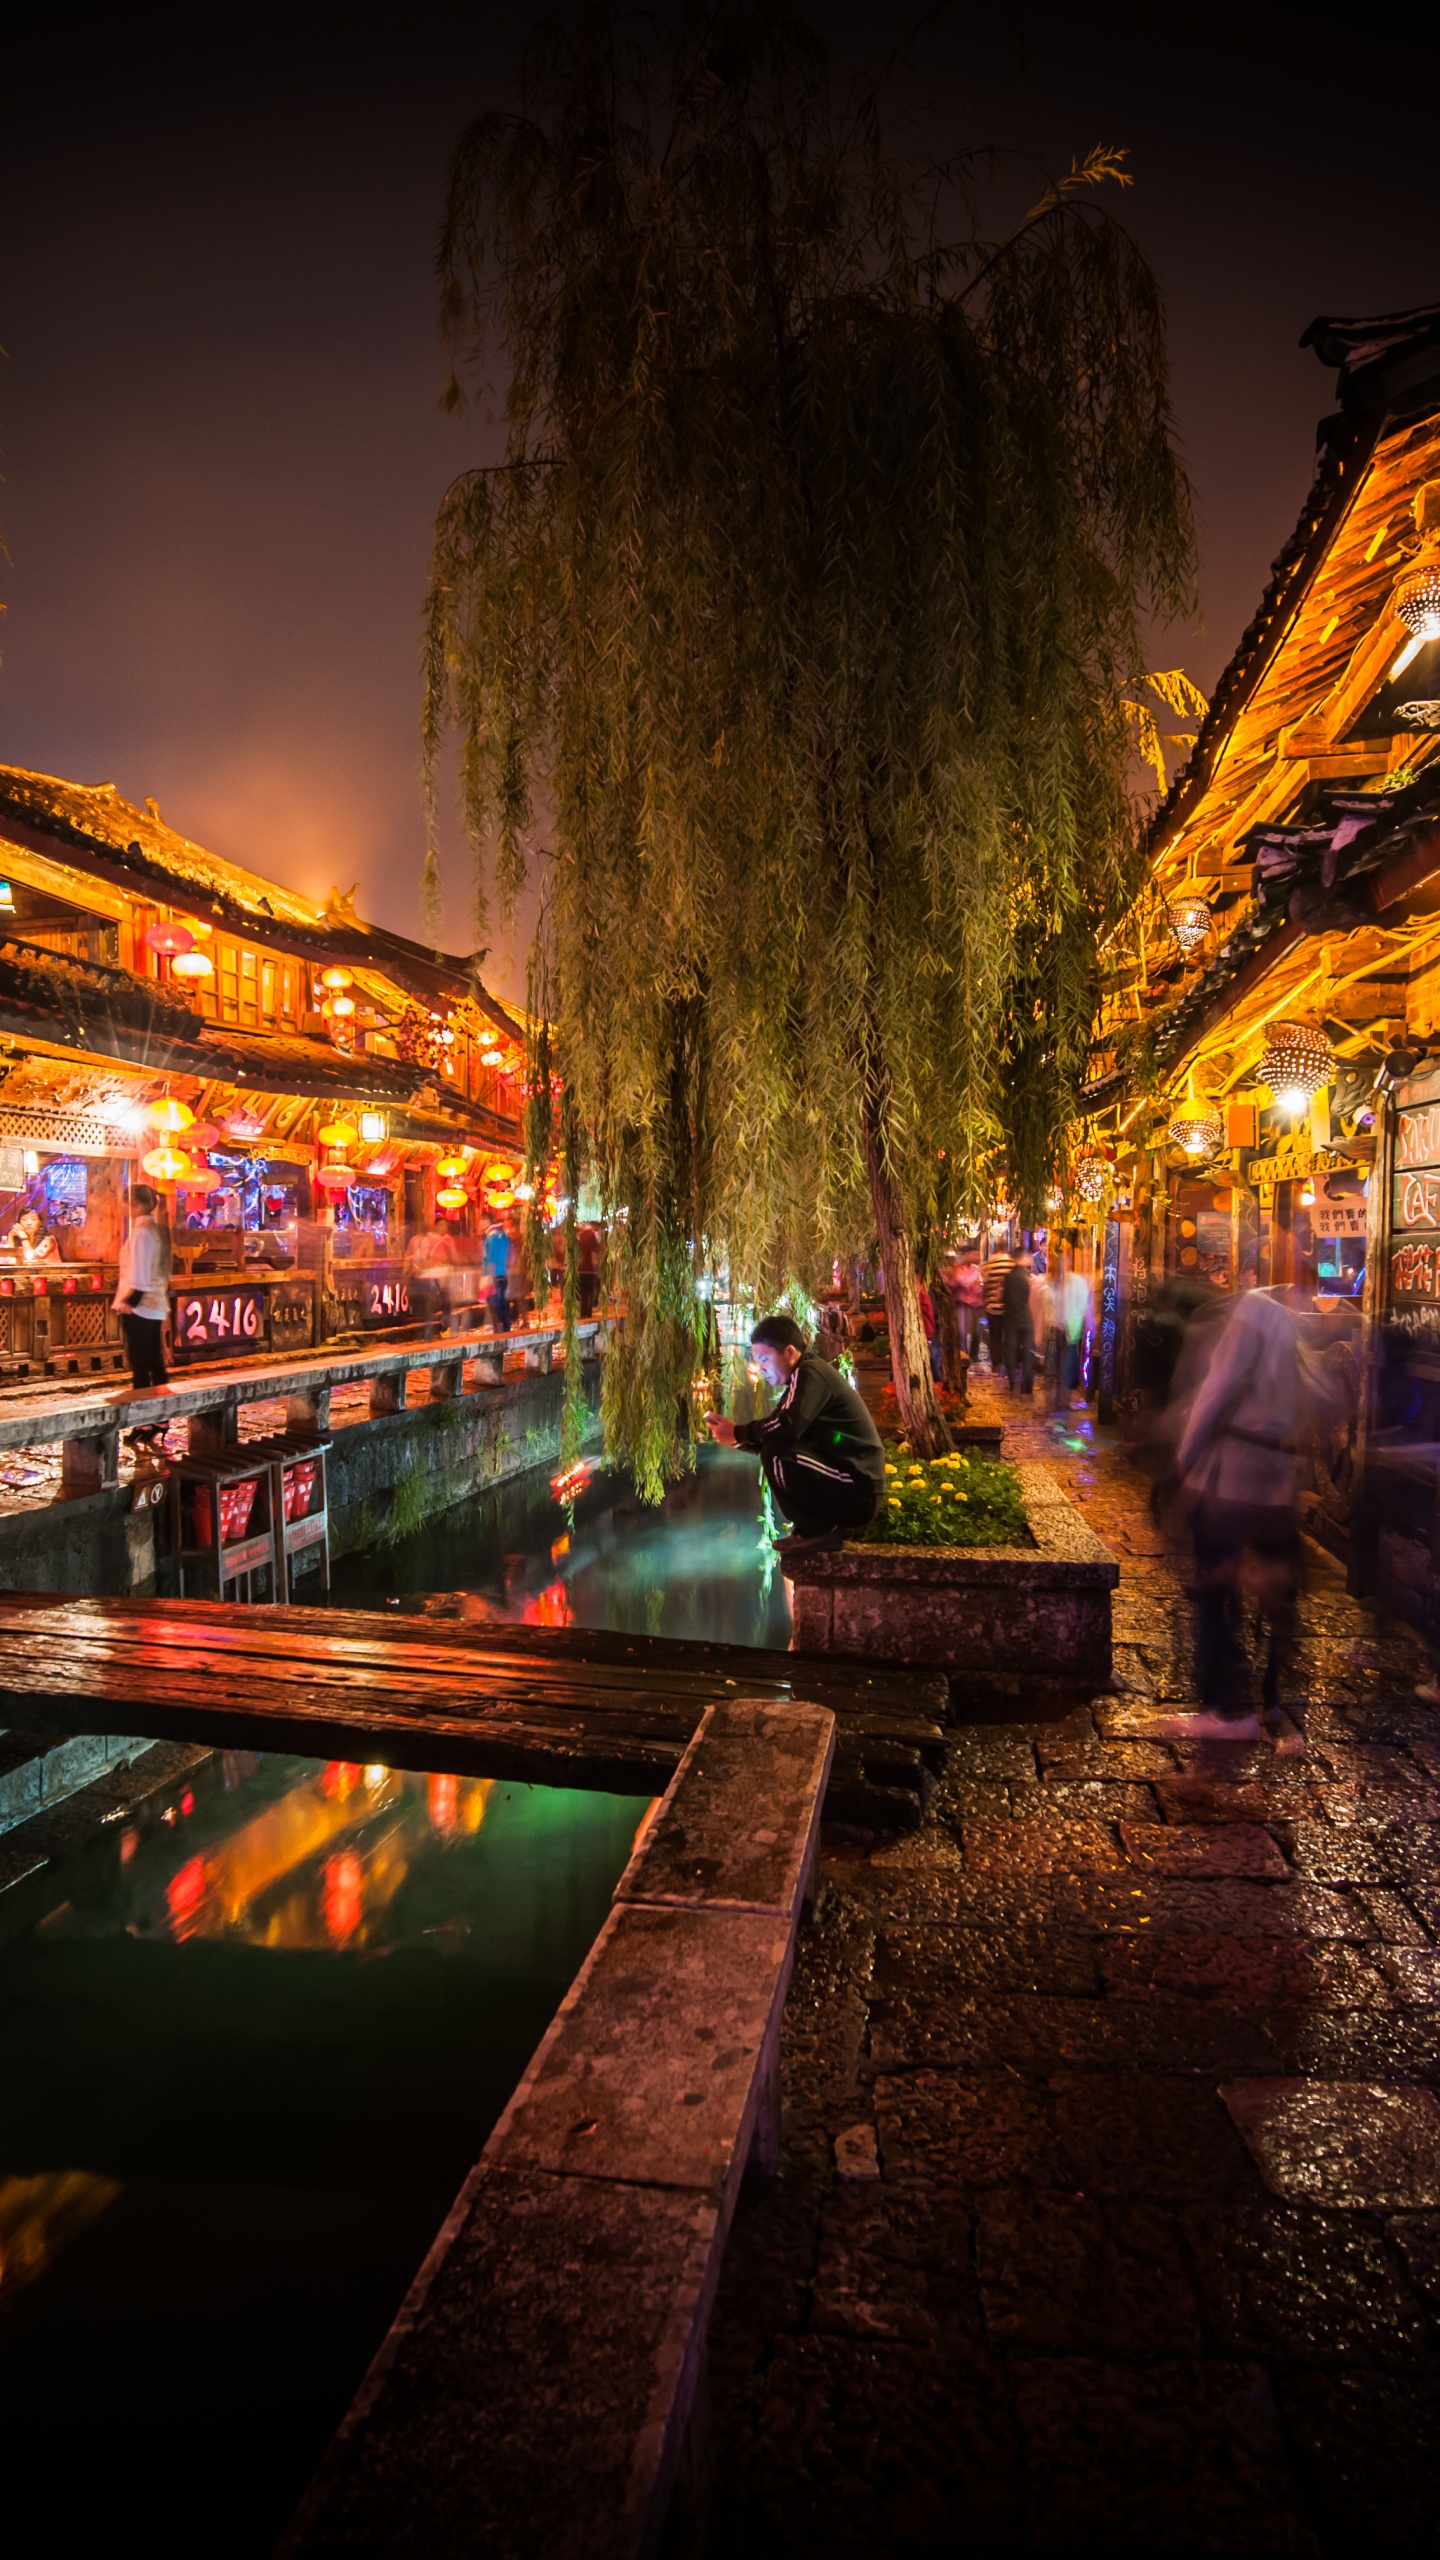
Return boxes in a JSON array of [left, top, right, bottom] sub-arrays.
[[854, 1446, 1028, 1548]]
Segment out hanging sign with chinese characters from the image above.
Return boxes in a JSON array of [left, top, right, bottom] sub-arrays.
[[1390, 1103, 1440, 1337]]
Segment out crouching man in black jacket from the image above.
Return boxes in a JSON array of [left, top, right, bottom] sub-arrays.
[[705, 1314, 885, 1558]]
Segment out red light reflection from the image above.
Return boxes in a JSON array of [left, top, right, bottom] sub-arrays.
[[167, 1856, 206, 1926], [522, 1580, 575, 1628], [323, 1851, 363, 1941], [427, 1772, 459, 1837]]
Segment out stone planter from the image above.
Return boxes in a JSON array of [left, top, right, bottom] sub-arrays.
[[785, 1464, 1118, 1709]]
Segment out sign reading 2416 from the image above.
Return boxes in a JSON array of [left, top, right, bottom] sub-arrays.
[[176, 1289, 263, 1354]]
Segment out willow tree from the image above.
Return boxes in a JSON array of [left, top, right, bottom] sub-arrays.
[[424, 9, 1194, 1478]]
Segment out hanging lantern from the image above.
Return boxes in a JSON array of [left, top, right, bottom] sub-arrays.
[[316, 1118, 358, 1147], [142, 1146, 194, 1183], [145, 921, 194, 959], [1073, 1157, 1108, 1204], [175, 1163, 223, 1194], [323, 994, 356, 1019], [359, 1111, 386, 1143], [1168, 1109, 1225, 1158], [1396, 561, 1440, 645], [321, 966, 354, 990], [436, 1155, 469, 1179], [221, 1106, 266, 1141], [436, 1184, 468, 1210], [313, 1163, 355, 1196], [145, 1095, 194, 1133], [1168, 895, 1212, 956], [182, 1123, 221, 1151], [1258, 1021, 1334, 1114], [170, 949, 215, 980]]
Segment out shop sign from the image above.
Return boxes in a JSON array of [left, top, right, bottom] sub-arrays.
[[174, 1286, 264, 1355], [363, 1278, 410, 1323], [1397, 1104, 1440, 1172]]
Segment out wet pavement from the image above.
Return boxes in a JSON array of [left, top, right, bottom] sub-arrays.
[[708, 1368, 1440, 2555]]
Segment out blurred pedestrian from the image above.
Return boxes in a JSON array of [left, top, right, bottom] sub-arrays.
[[982, 1243, 1012, 1373], [951, 1251, 983, 1364], [1166, 1286, 1304, 1745], [1001, 1250, 1035, 1396], [114, 1182, 171, 1400], [1061, 1252, 1092, 1409], [482, 1215, 514, 1332]]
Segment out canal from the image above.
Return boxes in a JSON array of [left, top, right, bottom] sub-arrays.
[[0, 1450, 782, 2555]]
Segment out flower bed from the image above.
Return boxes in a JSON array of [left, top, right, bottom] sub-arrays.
[[787, 1462, 1118, 1707], [856, 1446, 1027, 1547]]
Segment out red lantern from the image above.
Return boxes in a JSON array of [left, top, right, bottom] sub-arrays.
[[145, 922, 195, 959], [313, 1163, 355, 1196]]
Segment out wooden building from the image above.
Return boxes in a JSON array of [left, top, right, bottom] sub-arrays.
[[0, 766, 529, 1378], [1084, 302, 1440, 1617]]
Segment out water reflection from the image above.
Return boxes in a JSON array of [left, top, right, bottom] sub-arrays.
[[332, 1443, 790, 1649]]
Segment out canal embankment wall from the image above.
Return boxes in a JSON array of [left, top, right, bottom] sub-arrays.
[[0, 1363, 601, 1601]]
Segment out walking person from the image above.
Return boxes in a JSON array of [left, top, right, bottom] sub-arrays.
[[705, 1313, 884, 1558], [1164, 1285, 1305, 1745], [1061, 1250, 1093, 1409], [1001, 1250, 1036, 1395], [982, 1243, 1012, 1374], [951, 1251, 983, 1365], [114, 1182, 171, 1412], [483, 1215, 514, 1333]]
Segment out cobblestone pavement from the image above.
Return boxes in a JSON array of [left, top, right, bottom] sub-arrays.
[[708, 1371, 1440, 2556]]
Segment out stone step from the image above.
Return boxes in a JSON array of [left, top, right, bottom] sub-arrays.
[[0, 1724, 151, 1835]]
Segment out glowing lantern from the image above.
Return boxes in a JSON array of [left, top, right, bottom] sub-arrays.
[[175, 1163, 223, 1193], [436, 1155, 468, 1179], [145, 921, 194, 959], [1168, 1110, 1224, 1158], [1258, 1021, 1333, 1115], [436, 1185, 468, 1210], [183, 1123, 220, 1150], [321, 967, 353, 990], [1168, 896, 1211, 956], [1396, 561, 1440, 645], [359, 1111, 386, 1143], [316, 1119, 358, 1147], [142, 1146, 194, 1183], [146, 1095, 194, 1133], [1073, 1157, 1108, 1204], [313, 1163, 355, 1197], [170, 949, 215, 980], [323, 995, 356, 1019]]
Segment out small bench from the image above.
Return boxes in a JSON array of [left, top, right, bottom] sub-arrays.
[[279, 1695, 835, 2560]]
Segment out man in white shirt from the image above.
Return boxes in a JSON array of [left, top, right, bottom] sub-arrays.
[[113, 1182, 171, 1391]]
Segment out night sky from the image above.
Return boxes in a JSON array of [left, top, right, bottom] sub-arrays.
[[3, 8, 1436, 997]]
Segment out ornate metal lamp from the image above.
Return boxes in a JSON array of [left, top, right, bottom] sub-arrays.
[[1258, 1021, 1334, 1115], [1168, 894, 1212, 957]]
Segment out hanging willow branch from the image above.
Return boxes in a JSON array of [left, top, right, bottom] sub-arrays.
[[424, 6, 1195, 1484]]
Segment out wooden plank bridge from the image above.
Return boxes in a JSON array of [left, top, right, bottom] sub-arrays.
[[0, 1594, 948, 1829]]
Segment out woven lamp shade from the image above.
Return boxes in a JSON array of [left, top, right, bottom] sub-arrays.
[[1073, 1156, 1108, 1203], [1258, 1022, 1334, 1111], [1168, 1110, 1225, 1157], [1168, 895, 1211, 955], [1397, 561, 1440, 643]]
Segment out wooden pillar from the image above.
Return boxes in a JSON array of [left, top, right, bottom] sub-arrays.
[[1271, 1181, 1297, 1288], [1349, 1100, 1394, 1599]]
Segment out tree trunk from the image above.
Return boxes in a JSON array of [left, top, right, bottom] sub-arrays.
[[933, 1272, 965, 1395], [861, 1049, 951, 1458]]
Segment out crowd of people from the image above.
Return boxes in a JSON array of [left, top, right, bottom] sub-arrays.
[[937, 1235, 1094, 1409]]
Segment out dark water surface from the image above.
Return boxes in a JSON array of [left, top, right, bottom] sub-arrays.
[[0, 1448, 783, 2555], [330, 1441, 792, 1648]]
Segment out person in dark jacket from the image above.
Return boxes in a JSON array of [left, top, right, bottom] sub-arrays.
[[705, 1313, 885, 1557], [1001, 1251, 1035, 1395]]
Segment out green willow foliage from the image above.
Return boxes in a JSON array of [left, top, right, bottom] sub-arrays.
[[424, 9, 1194, 1491]]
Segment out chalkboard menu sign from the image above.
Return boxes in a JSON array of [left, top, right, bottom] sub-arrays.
[[1391, 1104, 1440, 1338]]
